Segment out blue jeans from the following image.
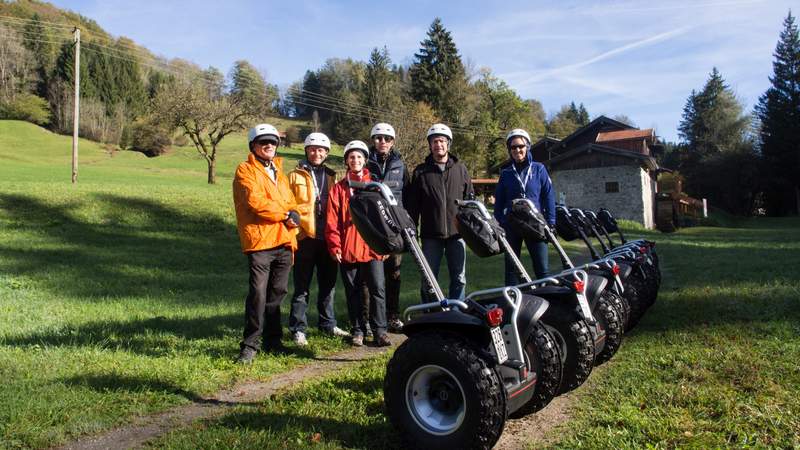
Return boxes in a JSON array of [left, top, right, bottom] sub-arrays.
[[503, 228, 549, 286], [421, 237, 466, 301]]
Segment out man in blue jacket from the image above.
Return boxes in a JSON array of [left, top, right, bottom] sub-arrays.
[[493, 128, 556, 284]]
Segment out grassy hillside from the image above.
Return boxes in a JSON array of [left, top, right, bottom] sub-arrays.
[[2, 120, 798, 449]]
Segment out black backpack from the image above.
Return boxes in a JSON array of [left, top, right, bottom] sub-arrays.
[[597, 209, 619, 233], [349, 190, 414, 254], [555, 208, 580, 241], [456, 207, 504, 257], [505, 201, 548, 242]]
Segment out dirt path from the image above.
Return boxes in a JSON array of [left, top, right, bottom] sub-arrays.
[[56, 337, 585, 450], [55, 340, 405, 450]]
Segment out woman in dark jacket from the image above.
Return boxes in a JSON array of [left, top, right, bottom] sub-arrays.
[[493, 128, 556, 285]]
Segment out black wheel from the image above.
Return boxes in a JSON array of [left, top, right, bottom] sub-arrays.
[[540, 306, 594, 394], [605, 288, 631, 330], [511, 324, 562, 418], [594, 293, 624, 365], [623, 275, 647, 332], [384, 332, 506, 450]]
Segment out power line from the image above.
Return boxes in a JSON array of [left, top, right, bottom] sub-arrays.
[[0, 14, 75, 29]]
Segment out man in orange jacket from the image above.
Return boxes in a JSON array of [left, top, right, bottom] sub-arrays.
[[233, 123, 300, 364]]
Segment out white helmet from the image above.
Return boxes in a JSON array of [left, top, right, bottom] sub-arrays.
[[426, 123, 453, 141], [343, 140, 369, 159], [370, 122, 396, 139], [304, 132, 331, 150], [248, 123, 280, 145], [506, 128, 531, 147]]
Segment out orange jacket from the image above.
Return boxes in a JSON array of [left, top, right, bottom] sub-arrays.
[[325, 171, 383, 263], [233, 153, 298, 253], [287, 161, 336, 241]]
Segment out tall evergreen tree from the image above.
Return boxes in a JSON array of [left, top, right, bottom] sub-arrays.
[[230, 60, 275, 114], [678, 68, 759, 214], [409, 18, 467, 122], [756, 11, 800, 215], [22, 14, 57, 98], [362, 46, 401, 123], [678, 68, 749, 160]]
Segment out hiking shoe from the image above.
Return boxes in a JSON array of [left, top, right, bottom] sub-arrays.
[[325, 326, 351, 337], [375, 334, 392, 347], [352, 334, 364, 347], [236, 346, 257, 364], [292, 331, 308, 346], [388, 317, 404, 333]]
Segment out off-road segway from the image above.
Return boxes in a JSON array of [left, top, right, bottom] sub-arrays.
[[348, 181, 555, 450], [500, 199, 626, 366], [557, 206, 653, 331]]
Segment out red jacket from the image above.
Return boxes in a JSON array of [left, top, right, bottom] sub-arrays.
[[325, 170, 383, 263]]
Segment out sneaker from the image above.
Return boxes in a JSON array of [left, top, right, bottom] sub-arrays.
[[236, 346, 257, 364], [375, 334, 392, 347], [388, 317, 404, 333], [292, 331, 308, 346], [365, 327, 373, 338], [352, 334, 364, 347], [327, 326, 351, 338]]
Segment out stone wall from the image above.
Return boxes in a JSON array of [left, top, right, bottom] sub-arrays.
[[550, 165, 655, 228]]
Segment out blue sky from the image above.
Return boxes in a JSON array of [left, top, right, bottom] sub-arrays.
[[50, 0, 795, 142]]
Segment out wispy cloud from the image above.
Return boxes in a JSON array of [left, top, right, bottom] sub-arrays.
[[505, 26, 692, 90]]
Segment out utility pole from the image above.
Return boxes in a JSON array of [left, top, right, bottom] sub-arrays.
[[71, 27, 80, 184]]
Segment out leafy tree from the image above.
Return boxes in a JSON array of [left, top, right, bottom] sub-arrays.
[[756, 11, 800, 215], [152, 70, 262, 184], [230, 60, 276, 113], [0, 92, 50, 125], [409, 18, 468, 122], [0, 24, 37, 101]]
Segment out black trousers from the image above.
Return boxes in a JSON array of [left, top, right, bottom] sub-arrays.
[[360, 254, 402, 323], [241, 246, 293, 351], [341, 260, 387, 337], [289, 238, 339, 333]]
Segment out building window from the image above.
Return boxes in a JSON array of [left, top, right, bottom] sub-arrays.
[[605, 182, 619, 193]]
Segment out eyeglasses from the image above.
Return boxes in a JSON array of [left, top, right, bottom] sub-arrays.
[[373, 135, 394, 142], [510, 145, 526, 151]]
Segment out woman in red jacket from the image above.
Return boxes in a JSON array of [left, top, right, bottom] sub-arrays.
[[326, 140, 390, 347]]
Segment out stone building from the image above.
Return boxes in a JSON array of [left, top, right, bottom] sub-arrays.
[[531, 116, 664, 229]]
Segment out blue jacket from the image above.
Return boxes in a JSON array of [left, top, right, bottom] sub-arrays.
[[494, 155, 556, 227]]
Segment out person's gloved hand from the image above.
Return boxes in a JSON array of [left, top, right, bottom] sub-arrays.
[[285, 210, 300, 228]]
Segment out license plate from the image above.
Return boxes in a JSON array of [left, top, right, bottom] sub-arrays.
[[491, 327, 508, 364]]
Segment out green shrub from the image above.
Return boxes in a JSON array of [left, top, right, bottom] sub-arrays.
[[128, 119, 172, 157], [0, 93, 51, 125]]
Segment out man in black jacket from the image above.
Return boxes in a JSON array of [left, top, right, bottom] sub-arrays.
[[405, 123, 474, 301], [366, 122, 409, 333]]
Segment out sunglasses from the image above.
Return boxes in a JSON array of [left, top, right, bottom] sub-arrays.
[[373, 135, 394, 142], [510, 144, 527, 150], [256, 140, 278, 146]]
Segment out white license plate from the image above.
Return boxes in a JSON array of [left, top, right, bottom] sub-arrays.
[[490, 327, 508, 364]]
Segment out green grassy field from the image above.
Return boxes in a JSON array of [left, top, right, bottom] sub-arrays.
[[2, 120, 799, 449]]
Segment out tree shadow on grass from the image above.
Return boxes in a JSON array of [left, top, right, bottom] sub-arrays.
[[1, 313, 242, 358], [59, 373, 209, 403], [211, 376, 400, 449], [0, 192, 243, 304]]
